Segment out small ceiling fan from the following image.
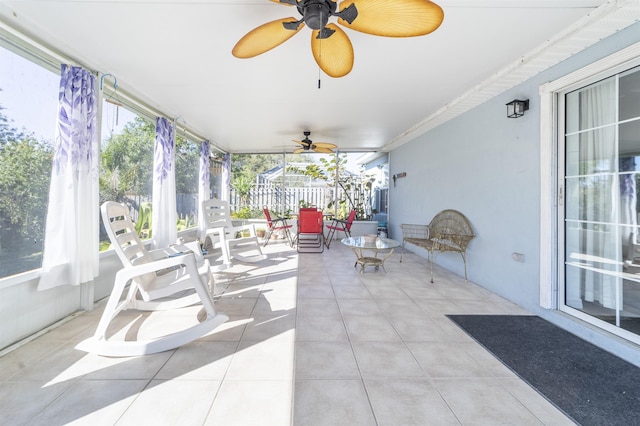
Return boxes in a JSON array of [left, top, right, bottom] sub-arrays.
[[232, 0, 444, 78], [292, 131, 337, 153]]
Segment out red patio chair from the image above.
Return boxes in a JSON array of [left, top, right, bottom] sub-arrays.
[[263, 207, 293, 247], [325, 209, 356, 248], [297, 208, 324, 253]]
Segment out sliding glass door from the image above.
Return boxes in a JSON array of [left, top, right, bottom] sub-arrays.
[[561, 65, 640, 340]]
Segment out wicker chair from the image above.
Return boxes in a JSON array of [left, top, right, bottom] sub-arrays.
[[401, 209, 475, 283]]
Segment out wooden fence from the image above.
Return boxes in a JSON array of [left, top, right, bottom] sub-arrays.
[[172, 182, 371, 219], [227, 184, 335, 215]]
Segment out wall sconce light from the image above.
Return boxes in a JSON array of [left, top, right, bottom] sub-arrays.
[[506, 99, 529, 118], [392, 172, 406, 187]]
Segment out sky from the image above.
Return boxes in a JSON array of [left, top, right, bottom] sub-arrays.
[[0, 45, 134, 143], [0, 46, 58, 142]]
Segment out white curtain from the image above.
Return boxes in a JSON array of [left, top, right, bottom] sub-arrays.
[[619, 157, 637, 251], [198, 140, 210, 241], [221, 153, 230, 201], [38, 65, 99, 291], [577, 78, 620, 309], [151, 117, 177, 249]]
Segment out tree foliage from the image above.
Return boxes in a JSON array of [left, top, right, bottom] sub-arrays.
[[174, 132, 200, 194], [231, 153, 283, 182], [100, 116, 154, 206], [0, 102, 25, 143], [0, 105, 52, 249], [99, 116, 201, 208], [231, 175, 255, 204]]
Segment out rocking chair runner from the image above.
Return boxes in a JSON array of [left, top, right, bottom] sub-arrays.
[[201, 199, 267, 265], [325, 209, 357, 248], [262, 207, 293, 247], [76, 201, 228, 357]]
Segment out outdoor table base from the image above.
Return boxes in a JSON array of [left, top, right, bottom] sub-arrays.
[[341, 236, 401, 273]]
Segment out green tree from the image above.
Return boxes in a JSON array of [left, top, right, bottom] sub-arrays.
[[231, 153, 283, 182], [100, 116, 154, 207], [175, 134, 200, 194], [231, 175, 255, 204], [100, 118, 203, 202], [0, 106, 52, 251], [0, 100, 25, 144]]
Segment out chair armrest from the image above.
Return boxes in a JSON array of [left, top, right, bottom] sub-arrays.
[[400, 224, 430, 239], [271, 217, 290, 226], [147, 240, 203, 262], [327, 218, 349, 228], [204, 226, 227, 235], [203, 226, 228, 243], [228, 223, 257, 238], [118, 252, 198, 282], [148, 248, 172, 261], [147, 246, 190, 258]]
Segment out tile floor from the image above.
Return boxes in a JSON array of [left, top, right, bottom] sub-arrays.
[[0, 240, 576, 426]]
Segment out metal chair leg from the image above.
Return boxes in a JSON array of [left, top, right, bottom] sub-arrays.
[[263, 228, 273, 247], [325, 226, 335, 248]]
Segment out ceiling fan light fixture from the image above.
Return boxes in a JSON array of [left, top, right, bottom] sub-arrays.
[[291, 131, 337, 153], [303, 1, 333, 30]]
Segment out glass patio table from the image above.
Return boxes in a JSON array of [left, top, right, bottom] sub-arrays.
[[341, 236, 401, 273]]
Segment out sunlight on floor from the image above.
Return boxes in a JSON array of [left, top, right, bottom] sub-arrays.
[[0, 240, 572, 426]]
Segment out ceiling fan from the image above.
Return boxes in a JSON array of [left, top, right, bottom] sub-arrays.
[[292, 131, 337, 153], [232, 0, 444, 78]]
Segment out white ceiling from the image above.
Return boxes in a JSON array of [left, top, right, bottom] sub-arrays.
[[0, 0, 634, 154]]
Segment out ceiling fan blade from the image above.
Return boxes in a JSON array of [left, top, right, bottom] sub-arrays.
[[313, 142, 337, 149], [314, 147, 335, 153], [338, 0, 444, 37], [232, 18, 304, 58], [311, 24, 354, 78], [293, 148, 305, 154]]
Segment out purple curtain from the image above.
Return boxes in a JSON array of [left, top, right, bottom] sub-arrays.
[[151, 117, 177, 248], [198, 140, 210, 240], [221, 153, 231, 201]]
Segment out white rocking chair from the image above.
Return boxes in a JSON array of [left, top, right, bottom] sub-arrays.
[[76, 201, 228, 357], [201, 199, 267, 266]]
